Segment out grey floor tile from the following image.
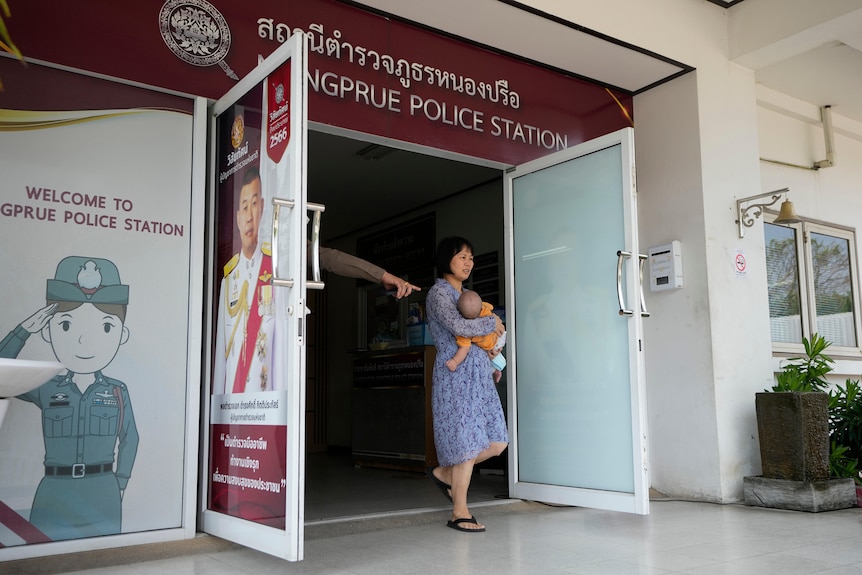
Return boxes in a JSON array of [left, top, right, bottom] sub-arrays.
[[818, 564, 862, 574], [2, 454, 860, 575]]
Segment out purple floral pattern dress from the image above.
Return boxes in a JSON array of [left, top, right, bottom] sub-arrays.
[[426, 278, 508, 466]]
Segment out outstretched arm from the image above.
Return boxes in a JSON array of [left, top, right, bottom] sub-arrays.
[[316, 244, 420, 299], [380, 271, 421, 300]]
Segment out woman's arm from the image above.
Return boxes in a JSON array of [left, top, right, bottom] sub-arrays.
[[427, 286, 496, 338]]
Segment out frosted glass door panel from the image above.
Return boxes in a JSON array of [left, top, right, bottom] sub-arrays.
[[512, 144, 634, 492], [505, 127, 649, 516]]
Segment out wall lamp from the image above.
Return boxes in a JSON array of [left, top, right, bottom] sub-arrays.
[[736, 187, 801, 238]]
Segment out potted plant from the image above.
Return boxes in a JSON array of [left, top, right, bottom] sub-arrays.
[[745, 334, 857, 511], [756, 334, 832, 483], [828, 378, 862, 505]]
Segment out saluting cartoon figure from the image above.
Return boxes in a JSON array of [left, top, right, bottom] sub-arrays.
[[0, 256, 139, 541]]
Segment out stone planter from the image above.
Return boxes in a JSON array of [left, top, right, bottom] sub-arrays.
[[744, 391, 856, 512], [744, 476, 856, 512], [755, 391, 829, 481]]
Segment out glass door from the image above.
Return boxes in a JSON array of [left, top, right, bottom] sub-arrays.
[[505, 127, 649, 514], [202, 33, 309, 560]]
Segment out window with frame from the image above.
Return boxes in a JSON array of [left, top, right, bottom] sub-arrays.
[[765, 218, 861, 354]]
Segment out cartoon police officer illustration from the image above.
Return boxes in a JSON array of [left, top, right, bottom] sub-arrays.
[[0, 256, 139, 541]]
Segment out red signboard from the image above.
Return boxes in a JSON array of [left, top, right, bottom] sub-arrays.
[[209, 424, 287, 528], [3, 0, 632, 164], [265, 62, 292, 164]]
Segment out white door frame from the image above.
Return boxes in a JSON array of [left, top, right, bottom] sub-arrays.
[[201, 33, 309, 560], [504, 127, 649, 514]]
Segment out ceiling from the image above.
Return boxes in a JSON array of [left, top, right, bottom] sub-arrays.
[[307, 130, 502, 240], [348, 0, 862, 123], [727, 1, 862, 126], [312, 0, 862, 239]]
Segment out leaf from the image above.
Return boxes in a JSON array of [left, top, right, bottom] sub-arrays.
[[829, 440, 859, 482], [773, 334, 834, 392], [0, 0, 22, 59], [0, 0, 25, 92]]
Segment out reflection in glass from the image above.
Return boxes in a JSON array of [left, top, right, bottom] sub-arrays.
[[765, 223, 802, 343], [811, 232, 856, 347]]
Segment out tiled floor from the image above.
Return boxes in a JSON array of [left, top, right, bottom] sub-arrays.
[[304, 451, 509, 521], [4, 454, 862, 574]]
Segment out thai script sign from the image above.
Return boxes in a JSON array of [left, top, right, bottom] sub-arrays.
[[5, 0, 633, 165]]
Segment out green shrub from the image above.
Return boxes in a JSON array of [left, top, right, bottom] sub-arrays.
[[770, 333, 834, 392]]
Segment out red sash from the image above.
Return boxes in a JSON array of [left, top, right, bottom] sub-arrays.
[[232, 254, 271, 393]]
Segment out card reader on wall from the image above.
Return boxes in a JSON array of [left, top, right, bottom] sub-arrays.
[[648, 241, 683, 291]]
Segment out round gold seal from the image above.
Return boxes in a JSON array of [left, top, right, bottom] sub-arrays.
[[230, 115, 244, 149]]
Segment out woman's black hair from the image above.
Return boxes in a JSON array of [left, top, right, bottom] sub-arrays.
[[435, 236, 474, 278]]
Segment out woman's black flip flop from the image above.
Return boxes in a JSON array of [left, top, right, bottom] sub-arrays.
[[446, 516, 485, 533], [425, 466, 452, 503]]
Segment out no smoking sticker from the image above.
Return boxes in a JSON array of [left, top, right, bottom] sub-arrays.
[[735, 250, 747, 278]]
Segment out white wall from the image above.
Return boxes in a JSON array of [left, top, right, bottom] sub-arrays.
[[634, 72, 723, 500], [586, 0, 862, 502], [697, 60, 774, 502], [758, 88, 862, 384], [544, 0, 775, 501]]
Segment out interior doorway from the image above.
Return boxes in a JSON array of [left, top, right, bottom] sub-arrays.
[[304, 129, 507, 521]]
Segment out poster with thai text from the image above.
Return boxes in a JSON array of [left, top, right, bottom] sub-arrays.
[[208, 59, 295, 529]]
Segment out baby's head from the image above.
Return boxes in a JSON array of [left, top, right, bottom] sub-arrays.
[[457, 290, 483, 319]]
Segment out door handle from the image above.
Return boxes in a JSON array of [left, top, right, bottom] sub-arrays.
[[616, 250, 633, 316], [271, 197, 295, 288], [638, 253, 650, 317], [307, 201, 326, 291], [270, 198, 327, 290]]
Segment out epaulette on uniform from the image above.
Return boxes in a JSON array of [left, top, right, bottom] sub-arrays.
[[224, 254, 239, 277], [103, 375, 127, 390]]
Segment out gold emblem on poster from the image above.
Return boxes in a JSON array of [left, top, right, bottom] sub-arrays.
[[231, 115, 244, 149]]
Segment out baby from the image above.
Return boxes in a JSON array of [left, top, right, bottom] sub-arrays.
[[446, 290, 506, 382]]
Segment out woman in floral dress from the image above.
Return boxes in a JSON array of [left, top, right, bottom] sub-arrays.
[[425, 236, 508, 533]]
